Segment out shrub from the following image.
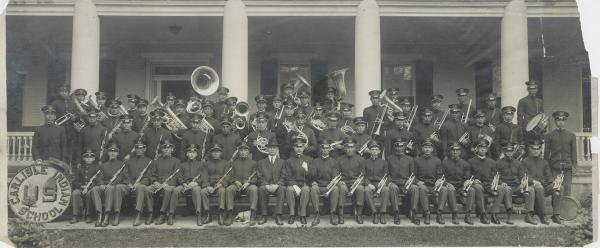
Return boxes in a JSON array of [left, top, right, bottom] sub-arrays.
[[8, 218, 64, 248]]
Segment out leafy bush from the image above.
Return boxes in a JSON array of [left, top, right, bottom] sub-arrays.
[[564, 194, 593, 247], [8, 218, 64, 248]]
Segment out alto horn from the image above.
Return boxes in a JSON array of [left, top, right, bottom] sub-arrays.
[[190, 66, 220, 96]]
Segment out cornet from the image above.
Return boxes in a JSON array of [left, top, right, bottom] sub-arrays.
[[490, 172, 500, 195], [348, 172, 364, 196], [54, 112, 86, 132], [553, 171, 564, 192], [404, 173, 416, 191], [322, 173, 342, 197], [432, 175, 446, 194], [520, 173, 529, 194], [462, 176, 475, 196]]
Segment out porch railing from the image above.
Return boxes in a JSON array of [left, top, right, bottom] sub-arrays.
[[575, 132, 594, 164]]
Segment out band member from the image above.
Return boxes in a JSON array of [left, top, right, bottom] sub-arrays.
[[33, 105, 68, 163], [165, 92, 177, 108], [256, 140, 286, 225], [225, 142, 258, 226], [362, 141, 389, 224], [491, 143, 524, 225], [318, 112, 345, 157], [323, 87, 338, 112], [337, 138, 366, 224], [413, 107, 438, 157], [414, 140, 443, 225], [214, 87, 230, 120], [51, 84, 80, 163], [281, 82, 295, 102], [398, 98, 413, 119], [309, 140, 342, 226], [431, 95, 445, 125], [384, 112, 414, 157], [201, 100, 221, 133], [284, 138, 313, 225], [142, 110, 173, 159], [455, 88, 474, 124], [517, 81, 544, 130], [440, 142, 471, 225], [466, 110, 494, 158], [544, 111, 577, 196], [338, 102, 355, 129], [440, 104, 468, 160], [132, 99, 149, 133], [151, 140, 181, 225], [351, 117, 372, 158], [523, 140, 562, 224], [70, 149, 103, 225], [179, 114, 211, 161], [246, 112, 276, 161], [465, 139, 493, 224], [173, 144, 208, 226], [363, 90, 383, 133], [483, 93, 502, 127], [269, 95, 283, 121], [249, 95, 271, 129], [126, 94, 141, 113], [298, 90, 313, 115], [101, 99, 125, 131], [274, 100, 297, 159], [212, 117, 242, 161], [111, 114, 139, 161], [494, 106, 524, 159], [173, 99, 191, 129], [222, 96, 238, 121], [387, 138, 419, 225], [289, 110, 317, 157], [203, 144, 230, 225], [78, 111, 108, 162], [387, 88, 400, 103], [98, 143, 127, 226], [125, 141, 154, 226]]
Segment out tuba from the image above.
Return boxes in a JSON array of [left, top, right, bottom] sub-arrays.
[[190, 66, 220, 96]]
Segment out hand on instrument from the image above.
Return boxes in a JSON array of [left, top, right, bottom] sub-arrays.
[[417, 181, 424, 186], [368, 184, 376, 191], [235, 181, 242, 188], [207, 186, 216, 194], [241, 182, 249, 190], [188, 182, 198, 188]]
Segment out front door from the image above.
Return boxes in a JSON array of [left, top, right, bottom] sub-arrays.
[[159, 79, 192, 102]]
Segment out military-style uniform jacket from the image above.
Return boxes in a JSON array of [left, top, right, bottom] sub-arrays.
[[440, 118, 468, 157], [466, 156, 495, 185], [112, 129, 140, 160], [72, 163, 103, 189], [230, 157, 258, 185], [257, 156, 286, 186], [337, 154, 365, 185], [386, 153, 415, 186], [363, 158, 388, 186], [125, 155, 153, 186], [151, 155, 180, 186], [142, 126, 173, 158], [441, 157, 470, 186], [494, 121, 524, 146], [517, 95, 543, 128], [494, 157, 522, 186], [205, 158, 231, 186], [79, 124, 108, 159], [309, 156, 339, 187], [285, 154, 314, 187], [414, 155, 442, 186], [292, 126, 318, 157], [179, 129, 211, 160], [522, 156, 552, 186], [457, 102, 476, 125], [318, 128, 346, 143], [50, 97, 77, 119], [363, 104, 383, 133], [214, 101, 228, 121], [131, 111, 147, 133], [384, 127, 414, 156], [246, 130, 276, 161], [483, 107, 502, 127], [177, 160, 208, 187], [212, 132, 242, 161], [100, 159, 126, 185], [351, 132, 373, 155], [32, 123, 68, 161], [544, 129, 577, 170], [100, 115, 120, 132]]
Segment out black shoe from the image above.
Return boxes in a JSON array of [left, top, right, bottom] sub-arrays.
[[70, 216, 79, 224], [490, 213, 501, 224], [424, 212, 431, 225], [394, 213, 400, 225], [525, 213, 538, 225], [300, 216, 307, 225], [133, 212, 142, 226], [225, 211, 233, 226], [436, 212, 445, 224], [452, 213, 459, 225], [506, 212, 514, 225], [288, 215, 295, 225], [464, 212, 473, 225], [258, 215, 267, 225], [102, 212, 111, 227], [379, 213, 386, 224], [338, 211, 345, 225], [112, 212, 120, 226], [203, 212, 211, 224], [276, 215, 284, 226], [312, 213, 321, 226], [197, 213, 203, 226], [167, 214, 174, 225], [155, 214, 166, 225], [540, 215, 550, 225], [410, 210, 420, 225], [85, 214, 93, 224], [480, 213, 490, 224], [373, 213, 379, 224], [95, 212, 103, 227], [145, 212, 154, 225], [248, 211, 256, 226], [330, 213, 338, 225], [551, 214, 562, 224]]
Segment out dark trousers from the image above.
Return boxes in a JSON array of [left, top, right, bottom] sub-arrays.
[[258, 185, 286, 215]]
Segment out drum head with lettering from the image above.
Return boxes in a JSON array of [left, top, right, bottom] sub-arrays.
[[8, 165, 72, 223], [559, 196, 581, 221]]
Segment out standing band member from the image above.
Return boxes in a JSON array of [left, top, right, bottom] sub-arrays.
[[284, 139, 313, 225], [544, 111, 577, 196], [440, 104, 468, 160], [494, 106, 523, 159], [318, 112, 346, 158], [256, 140, 286, 225], [33, 105, 68, 163], [387, 138, 418, 225], [363, 90, 383, 133], [517, 81, 544, 130], [179, 114, 211, 161], [309, 140, 341, 226], [112, 114, 139, 161], [79, 111, 108, 163], [142, 110, 173, 159], [362, 141, 389, 224], [70, 149, 103, 225], [225, 142, 258, 226]]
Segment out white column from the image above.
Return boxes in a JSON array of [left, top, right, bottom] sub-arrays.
[[71, 0, 99, 93], [354, 0, 381, 115], [501, 0, 529, 109], [0, 10, 9, 239], [222, 0, 248, 102]]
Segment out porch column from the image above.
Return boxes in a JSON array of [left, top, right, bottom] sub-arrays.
[[222, 0, 248, 102], [501, 0, 529, 110], [71, 0, 99, 93], [0, 10, 8, 239], [354, 0, 381, 115]]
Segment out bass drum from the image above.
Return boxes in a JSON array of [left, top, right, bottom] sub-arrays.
[[559, 196, 581, 221]]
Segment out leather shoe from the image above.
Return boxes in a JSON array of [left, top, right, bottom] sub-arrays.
[[410, 210, 420, 225], [196, 213, 203, 226], [155, 214, 166, 225], [424, 212, 431, 225], [300, 216, 307, 225], [218, 211, 224, 225], [490, 213, 501, 224], [95, 212, 103, 227], [102, 212, 111, 227], [248, 211, 256, 226], [506, 212, 514, 225], [133, 212, 142, 226], [338, 211, 344, 225], [225, 211, 233, 226], [203, 213, 211, 224], [436, 212, 445, 224], [452, 213, 459, 225], [525, 213, 538, 225], [112, 212, 120, 226], [464, 212, 473, 225], [70, 216, 79, 224], [379, 213, 386, 224], [330, 213, 337, 225], [373, 213, 379, 224], [258, 215, 267, 225], [167, 214, 174, 225], [394, 213, 400, 225], [312, 213, 321, 226], [551, 214, 562, 224], [145, 213, 154, 225], [540, 215, 550, 225], [275, 214, 284, 225], [480, 213, 490, 224], [85, 214, 93, 224], [288, 215, 295, 224]]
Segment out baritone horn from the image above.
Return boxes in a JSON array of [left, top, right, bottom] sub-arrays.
[[190, 66, 220, 96], [233, 102, 250, 130]]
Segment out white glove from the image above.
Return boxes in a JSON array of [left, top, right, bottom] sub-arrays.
[[293, 185, 302, 196], [368, 184, 376, 191], [188, 182, 198, 188], [301, 162, 308, 172]]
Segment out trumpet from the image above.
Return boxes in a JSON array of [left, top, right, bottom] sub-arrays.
[[520, 173, 529, 194], [553, 171, 564, 192], [149, 169, 181, 194], [81, 170, 102, 195], [55, 111, 86, 132], [348, 172, 364, 196], [375, 173, 389, 196], [274, 105, 285, 121], [430, 110, 449, 140], [357, 140, 371, 156], [322, 173, 342, 197], [432, 174, 446, 194], [340, 120, 356, 136], [462, 176, 475, 196], [490, 172, 500, 195], [458, 132, 471, 146], [239, 171, 257, 192], [321, 140, 343, 154], [404, 173, 415, 191]]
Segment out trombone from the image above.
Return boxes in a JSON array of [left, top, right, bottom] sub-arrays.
[[460, 99, 472, 124]]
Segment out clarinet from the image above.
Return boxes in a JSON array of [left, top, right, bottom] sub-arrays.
[[82, 170, 102, 195]]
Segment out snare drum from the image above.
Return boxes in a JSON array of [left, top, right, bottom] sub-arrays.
[[526, 113, 549, 137]]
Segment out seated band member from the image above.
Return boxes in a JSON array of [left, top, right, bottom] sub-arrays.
[[203, 143, 230, 225], [490, 143, 523, 225], [246, 112, 276, 161], [125, 141, 155, 226], [284, 138, 313, 225], [99, 142, 128, 227], [70, 149, 103, 225], [309, 140, 342, 226], [362, 141, 389, 224], [256, 140, 286, 225], [522, 139, 562, 224], [414, 139, 444, 225], [387, 138, 418, 225], [337, 138, 366, 224], [440, 142, 471, 225], [225, 142, 259, 226], [173, 144, 208, 226], [465, 139, 493, 224], [33, 105, 68, 164], [151, 140, 180, 225]]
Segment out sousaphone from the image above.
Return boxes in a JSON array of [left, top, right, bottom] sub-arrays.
[[190, 66, 220, 96]]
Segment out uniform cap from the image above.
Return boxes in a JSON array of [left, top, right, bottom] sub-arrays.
[[431, 94, 444, 103], [525, 80, 539, 89], [552, 111, 569, 120], [456, 88, 470, 96], [209, 143, 224, 152], [73, 88, 88, 97], [41, 105, 57, 114], [501, 106, 516, 114]]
